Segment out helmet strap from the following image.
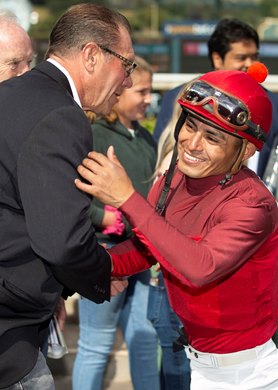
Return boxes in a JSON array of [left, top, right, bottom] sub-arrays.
[[156, 110, 188, 215], [219, 138, 248, 186]]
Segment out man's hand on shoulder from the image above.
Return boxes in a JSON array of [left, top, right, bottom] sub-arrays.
[[75, 146, 135, 208]]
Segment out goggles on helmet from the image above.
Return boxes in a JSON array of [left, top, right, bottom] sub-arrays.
[[178, 80, 266, 142]]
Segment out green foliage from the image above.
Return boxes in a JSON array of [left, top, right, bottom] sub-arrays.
[[29, 13, 56, 41], [29, 0, 278, 44], [140, 117, 157, 134], [46, 0, 108, 14], [259, 0, 278, 17]]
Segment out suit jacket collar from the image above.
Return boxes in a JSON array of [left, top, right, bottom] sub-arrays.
[[34, 60, 73, 97]]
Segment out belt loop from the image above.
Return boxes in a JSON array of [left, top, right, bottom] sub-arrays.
[[210, 354, 219, 367]]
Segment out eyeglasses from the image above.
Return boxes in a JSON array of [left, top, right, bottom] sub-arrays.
[[179, 80, 266, 141], [99, 45, 137, 78]]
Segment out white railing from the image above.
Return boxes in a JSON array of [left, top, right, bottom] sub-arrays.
[[153, 73, 278, 92]]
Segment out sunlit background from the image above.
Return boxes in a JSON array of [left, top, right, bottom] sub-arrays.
[[2, 0, 278, 124]]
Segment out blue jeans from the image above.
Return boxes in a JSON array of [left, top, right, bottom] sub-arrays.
[[4, 351, 54, 390], [147, 272, 191, 390], [72, 270, 160, 390]]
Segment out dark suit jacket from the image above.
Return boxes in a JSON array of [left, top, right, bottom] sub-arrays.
[[0, 61, 111, 386], [153, 84, 278, 178]]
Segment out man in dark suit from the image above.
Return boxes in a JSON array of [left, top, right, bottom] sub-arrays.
[[0, 3, 135, 388], [153, 18, 278, 178]]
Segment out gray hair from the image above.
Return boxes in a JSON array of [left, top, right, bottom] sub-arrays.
[[0, 10, 18, 23]]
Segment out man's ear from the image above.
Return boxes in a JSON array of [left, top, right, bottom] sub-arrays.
[[81, 42, 99, 72], [211, 52, 224, 70], [242, 141, 257, 163]]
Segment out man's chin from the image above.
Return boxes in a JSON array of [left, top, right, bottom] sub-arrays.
[[83, 95, 118, 116], [177, 163, 206, 179], [85, 103, 112, 117]]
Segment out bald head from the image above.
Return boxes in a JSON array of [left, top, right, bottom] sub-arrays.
[[0, 16, 34, 82]]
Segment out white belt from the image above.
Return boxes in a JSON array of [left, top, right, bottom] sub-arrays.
[[185, 340, 272, 367]]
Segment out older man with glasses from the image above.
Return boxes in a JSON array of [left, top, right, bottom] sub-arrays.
[[0, 3, 134, 389]]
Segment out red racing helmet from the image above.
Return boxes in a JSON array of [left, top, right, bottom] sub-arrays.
[[178, 63, 272, 150]]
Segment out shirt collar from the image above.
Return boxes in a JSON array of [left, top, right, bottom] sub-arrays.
[[47, 58, 82, 107]]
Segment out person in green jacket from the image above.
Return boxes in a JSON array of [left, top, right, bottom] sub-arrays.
[[73, 56, 160, 390]]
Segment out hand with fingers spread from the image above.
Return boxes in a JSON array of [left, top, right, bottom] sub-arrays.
[[75, 145, 135, 208]]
